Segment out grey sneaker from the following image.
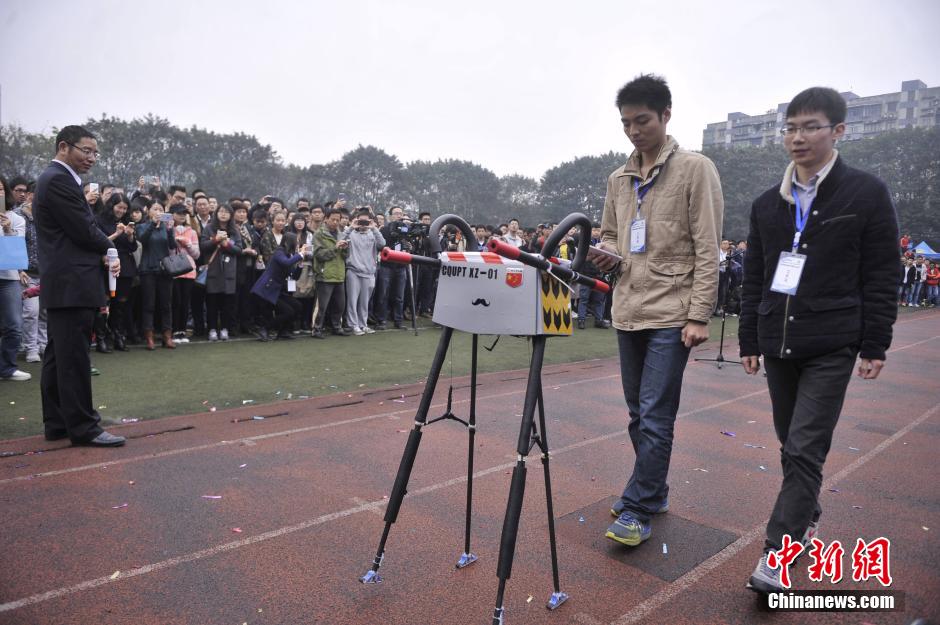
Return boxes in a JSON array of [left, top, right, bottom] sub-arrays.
[[26, 351, 41, 363], [208, 329, 218, 342], [605, 511, 651, 547], [220, 329, 229, 341], [747, 553, 785, 594]]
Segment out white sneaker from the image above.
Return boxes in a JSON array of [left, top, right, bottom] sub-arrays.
[[3, 370, 31, 381], [26, 351, 41, 363], [353, 328, 365, 336], [178, 337, 190, 344], [220, 329, 229, 341], [208, 330, 218, 342], [363, 327, 376, 334]]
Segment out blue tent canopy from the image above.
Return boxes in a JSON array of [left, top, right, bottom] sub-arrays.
[[913, 241, 940, 260]]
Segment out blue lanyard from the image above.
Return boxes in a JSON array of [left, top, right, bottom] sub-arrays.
[[634, 179, 655, 218], [790, 189, 812, 252]]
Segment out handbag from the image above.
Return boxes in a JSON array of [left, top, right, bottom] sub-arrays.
[[160, 253, 193, 277], [295, 261, 317, 298], [195, 248, 220, 287]]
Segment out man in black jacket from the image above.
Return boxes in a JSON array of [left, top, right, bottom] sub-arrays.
[[739, 88, 898, 593], [34, 125, 126, 447]]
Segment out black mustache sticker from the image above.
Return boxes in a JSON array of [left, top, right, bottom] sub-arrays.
[[471, 298, 491, 307]]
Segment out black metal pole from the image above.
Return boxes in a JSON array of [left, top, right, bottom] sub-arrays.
[[457, 334, 479, 569], [491, 335, 546, 621], [359, 326, 454, 584], [536, 386, 568, 609]]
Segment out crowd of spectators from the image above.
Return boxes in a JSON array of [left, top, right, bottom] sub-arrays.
[[1, 176, 620, 377], [898, 233, 939, 307], [4, 173, 933, 382]]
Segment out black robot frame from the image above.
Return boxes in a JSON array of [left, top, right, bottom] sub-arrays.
[[359, 213, 606, 625]]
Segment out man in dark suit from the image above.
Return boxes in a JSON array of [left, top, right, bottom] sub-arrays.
[[34, 125, 126, 447], [739, 88, 898, 593]]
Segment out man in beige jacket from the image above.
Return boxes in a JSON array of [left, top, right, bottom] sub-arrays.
[[593, 74, 723, 546]]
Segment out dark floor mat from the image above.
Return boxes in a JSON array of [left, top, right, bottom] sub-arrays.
[[556, 496, 739, 582]]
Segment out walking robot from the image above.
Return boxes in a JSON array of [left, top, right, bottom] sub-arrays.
[[359, 213, 609, 625]]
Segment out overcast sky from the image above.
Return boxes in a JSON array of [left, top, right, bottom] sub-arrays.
[[2, 0, 938, 179]]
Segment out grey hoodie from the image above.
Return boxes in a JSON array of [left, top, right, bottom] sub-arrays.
[[342, 227, 386, 277]]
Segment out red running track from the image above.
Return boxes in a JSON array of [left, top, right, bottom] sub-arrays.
[[0, 311, 937, 625]]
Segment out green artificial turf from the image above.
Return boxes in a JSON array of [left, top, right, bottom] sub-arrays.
[[0, 317, 740, 441]]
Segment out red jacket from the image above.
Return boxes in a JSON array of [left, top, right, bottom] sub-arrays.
[[927, 268, 940, 286]]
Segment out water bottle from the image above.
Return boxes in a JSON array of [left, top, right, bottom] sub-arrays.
[[107, 248, 118, 297]]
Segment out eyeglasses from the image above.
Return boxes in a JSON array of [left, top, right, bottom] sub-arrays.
[[779, 124, 836, 137], [67, 143, 101, 158]]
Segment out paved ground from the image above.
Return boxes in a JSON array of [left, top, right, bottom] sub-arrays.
[[0, 311, 937, 625]]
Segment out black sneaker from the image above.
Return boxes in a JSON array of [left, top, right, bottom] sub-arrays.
[[254, 327, 270, 342], [276, 331, 295, 340], [311, 329, 325, 339], [375, 322, 387, 331]]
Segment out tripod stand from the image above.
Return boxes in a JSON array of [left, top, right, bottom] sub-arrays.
[[694, 255, 742, 369]]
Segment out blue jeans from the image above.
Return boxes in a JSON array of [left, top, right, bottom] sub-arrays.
[[616, 327, 691, 523], [0, 278, 24, 377], [907, 281, 924, 305], [375, 264, 407, 323], [927, 284, 939, 305], [578, 283, 605, 320]]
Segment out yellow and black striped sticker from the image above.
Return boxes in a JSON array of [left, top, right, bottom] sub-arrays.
[[540, 272, 572, 335]]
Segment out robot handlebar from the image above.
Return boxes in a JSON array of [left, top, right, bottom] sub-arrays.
[[381, 248, 413, 264], [380, 247, 442, 268], [487, 239, 609, 294]]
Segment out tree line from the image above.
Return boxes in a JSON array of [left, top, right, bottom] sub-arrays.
[[2, 115, 937, 241]]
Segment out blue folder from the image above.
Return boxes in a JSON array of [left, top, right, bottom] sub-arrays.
[[0, 236, 28, 271]]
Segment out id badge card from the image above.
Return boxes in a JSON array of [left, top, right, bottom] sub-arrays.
[[630, 219, 646, 253], [287, 278, 297, 293], [770, 251, 807, 295]]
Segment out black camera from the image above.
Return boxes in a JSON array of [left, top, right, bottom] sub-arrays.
[[386, 220, 413, 251]]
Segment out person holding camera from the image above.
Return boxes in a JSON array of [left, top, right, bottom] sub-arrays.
[[136, 193, 178, 350], [343, 209, 385, 335], [168, 205, 199, 343], [94, 193, 137, 352], [200, 204, 242, 342], [413, 211, 437, 318], [375, 205, 410, 330], [250, 233, 307, 341], [311, 207, 350, 338]]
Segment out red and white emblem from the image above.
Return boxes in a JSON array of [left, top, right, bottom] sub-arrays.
[[505, 268, 523, 288]]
